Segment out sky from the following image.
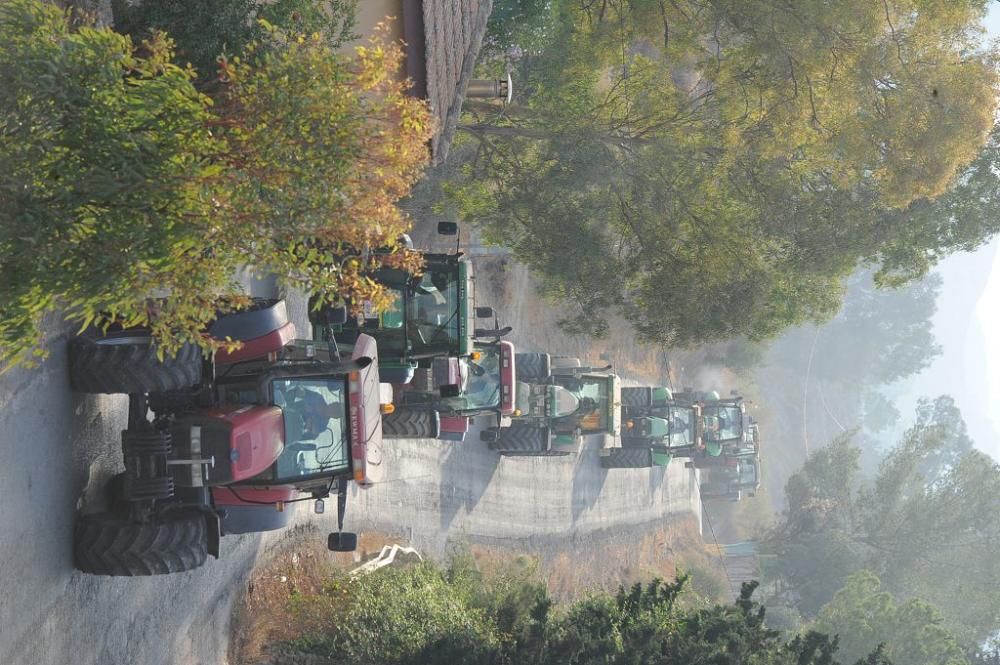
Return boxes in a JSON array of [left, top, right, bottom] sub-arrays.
[[890, 5, 1000, 460]]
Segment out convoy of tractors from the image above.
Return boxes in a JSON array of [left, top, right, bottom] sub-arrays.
[[66, 225, 762, 576]]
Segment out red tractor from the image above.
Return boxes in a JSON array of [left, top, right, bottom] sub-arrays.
[[68, 300, 392, 576]]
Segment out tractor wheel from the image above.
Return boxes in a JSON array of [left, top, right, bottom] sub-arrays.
[[621, 387, 652, 409], [621, 434, 654, 449], [74, 510, 209, 576], [500, 450, 569, 457], [69, 332, 201, 394], [514, 352, 550, 380], [550, 356, 581, 369], [381, 407, 440, 439], [490, 424, 547, 452], [601, 448, 654, 469]]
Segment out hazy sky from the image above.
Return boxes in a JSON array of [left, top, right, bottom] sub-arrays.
[[890, 6, 1000, 460]]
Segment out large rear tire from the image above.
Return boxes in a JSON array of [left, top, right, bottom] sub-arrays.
[[74, 511, 209, 576], [381, 407, 440, 439], [69, 332, 201, 394], [514, 353, 550, 380], [490, 424, 547, 452], [621, 387, 653, 409], [601, 448, 654, 469]]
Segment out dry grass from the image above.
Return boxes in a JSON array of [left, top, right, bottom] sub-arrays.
[[230, 531, 404, 665], [469, 515, 727, 604]]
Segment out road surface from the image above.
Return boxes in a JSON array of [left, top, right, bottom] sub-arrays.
[[0, 281, 700, 665]]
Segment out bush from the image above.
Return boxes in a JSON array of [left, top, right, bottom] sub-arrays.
[[0, 0, 432, 368]]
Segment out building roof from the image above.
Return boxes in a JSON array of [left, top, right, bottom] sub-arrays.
[[406, 0, 493, 165]]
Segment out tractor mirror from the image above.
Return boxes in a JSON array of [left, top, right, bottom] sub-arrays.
[[439, 384, 461, 398], [437, 222, 458, 236], [475, 306, 495, 319], [328, 531, 358, 552]]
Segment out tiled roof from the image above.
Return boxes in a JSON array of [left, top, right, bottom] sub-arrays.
[[421, 0, 493, 164]]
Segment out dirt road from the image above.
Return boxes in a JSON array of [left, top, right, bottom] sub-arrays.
[[0, 254, 700, 665]]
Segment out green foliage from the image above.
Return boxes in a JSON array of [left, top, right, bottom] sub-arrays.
[[447, 0, 999, 344], [861, 391, 901, 433], [0, 0, 231, 367], [112, 0, 358, 80], [0, 0, 431, 368], [277, 560, 885, 665], [482, 0, 557, 58], [813, 571, 968, 665]]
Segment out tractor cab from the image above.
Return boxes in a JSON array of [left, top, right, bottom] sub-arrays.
[[701, 402, 745, 456], [310, 224, 493, 385]]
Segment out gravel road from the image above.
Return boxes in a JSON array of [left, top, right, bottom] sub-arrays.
[[0, 269, 700, 665]]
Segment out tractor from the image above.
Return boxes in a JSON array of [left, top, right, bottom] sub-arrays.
[[309, 222, 503, 440], [68, 299, 392, 576], [697, 452, 761, 502], [387, 337, 518, 442], [600, 386, 704, 469], [479, 353, 621, 457]]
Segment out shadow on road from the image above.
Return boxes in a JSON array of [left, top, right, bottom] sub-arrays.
[[570, 438, 609, 525], [648, 463, 667, 495], [437, 438, 501, 533]]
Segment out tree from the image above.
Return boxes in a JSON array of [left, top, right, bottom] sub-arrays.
[[764, 397, 1000, 646], [0, 0, 431, 368], [813, 571, 967, 665], [810, 271, 942, 386], [447, 0, 998, 344]]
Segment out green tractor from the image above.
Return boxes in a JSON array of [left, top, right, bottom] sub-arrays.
[[600, 386, 704, 469], [309, 223, 503, 438], [479, 354, 620, 457], [309, 223, 497, 383], [674, 389, 748, 459], [690, 410, 762, 502]]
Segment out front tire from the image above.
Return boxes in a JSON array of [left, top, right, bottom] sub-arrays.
[[74, 511, 209, 576], [381, 407, 440, 439], [69, 332, 201, 394]]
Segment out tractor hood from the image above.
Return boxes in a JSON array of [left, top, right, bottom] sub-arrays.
[[547, 385, 580, 418], [351, 334, 387, 488]]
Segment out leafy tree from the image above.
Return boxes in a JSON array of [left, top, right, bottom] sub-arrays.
[[861, 391, 901, 433], [764, 397, 1000, 645], [812, 271, 942, 386], [813, 571, 968, 665], [0, 0, 431, 368], [447, 0, 998, 344]]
